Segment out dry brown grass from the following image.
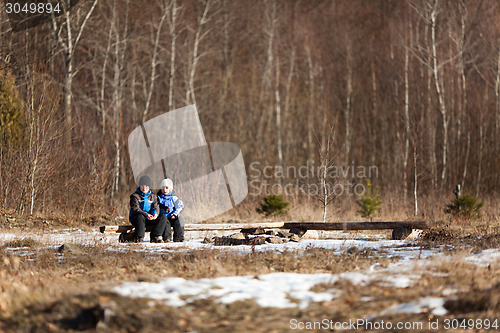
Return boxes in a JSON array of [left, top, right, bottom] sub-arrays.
[[1, 237, 40, 249], [0, 237, 498, 332], [0, 243, 396, 330], [0, 193, 499, 332]]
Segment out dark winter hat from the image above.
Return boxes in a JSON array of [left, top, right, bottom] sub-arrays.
[[138, 175, 152, 187]]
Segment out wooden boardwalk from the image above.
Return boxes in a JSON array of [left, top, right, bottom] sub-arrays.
[[100, 220, 431, 234]]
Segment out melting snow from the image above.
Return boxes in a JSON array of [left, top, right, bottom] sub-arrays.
[[1, 229, 500, 312], [114, 273, 340, 309], [381, 297, 448, 316]]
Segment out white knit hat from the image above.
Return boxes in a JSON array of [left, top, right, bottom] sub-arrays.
[[160, 178, 173, 188]]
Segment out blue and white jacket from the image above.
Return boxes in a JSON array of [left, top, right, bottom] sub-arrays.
[[129, 188, 158, 219], [156, 191, 184, 218]]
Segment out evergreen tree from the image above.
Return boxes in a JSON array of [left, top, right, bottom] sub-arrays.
[[0, 68, 24, 147]]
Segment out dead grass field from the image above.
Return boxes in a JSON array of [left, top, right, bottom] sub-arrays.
[[0, 228, 498, 332], [0, 197, 499, 332]]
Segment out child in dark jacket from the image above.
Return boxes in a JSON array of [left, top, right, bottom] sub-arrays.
[[129, 175, 167, 242], [157, 178, 185, 242]]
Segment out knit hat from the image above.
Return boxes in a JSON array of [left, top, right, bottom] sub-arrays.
[[160, 178, 173, 188], [138, 175, 152, 187]]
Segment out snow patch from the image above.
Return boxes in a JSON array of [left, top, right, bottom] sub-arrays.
[[381, 297, 448, 316], [114, 273, 340, 309], [465, 249, 500, 267]]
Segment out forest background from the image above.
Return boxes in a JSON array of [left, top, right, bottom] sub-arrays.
[[0, 0, 499, 222]]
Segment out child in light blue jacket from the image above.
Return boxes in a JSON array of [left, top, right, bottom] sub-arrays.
[[157, 178, 185, 242]]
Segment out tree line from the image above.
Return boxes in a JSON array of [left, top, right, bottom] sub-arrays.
[[0, 0, 498, 217]]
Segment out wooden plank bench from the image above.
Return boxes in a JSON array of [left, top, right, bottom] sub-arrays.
[[100, 221, 432, 241]]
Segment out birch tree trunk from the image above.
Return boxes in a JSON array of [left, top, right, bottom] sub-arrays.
[[257, 1, 276, 147], [403, 32, 410, 204], [275, 48, 282, 173], [142, 3, 169, 123], [476, 89, 486, 196], [186, 0, 212, 106], [457, 0, 467, 154], [413, 145, 418, 216], [51, 0, 99, 129], [283, 48, 295, 162], [168, 0, 179, 111], [495, 44, 500, 183], [476, 117, 483, 196], [430, 0, 448, 185], [345, 34, 353, 164], [100, 20, 113, 136], [461, 130, 470, 190], [424, 17, 438, 189], [306, 46, 315, 163]]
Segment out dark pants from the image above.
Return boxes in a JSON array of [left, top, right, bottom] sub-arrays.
[[130, 213, 167, 239], [163, 215, 184, 242]]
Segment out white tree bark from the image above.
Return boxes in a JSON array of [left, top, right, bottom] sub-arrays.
[[495, 44, 500, 153], [257, 1, 276, 143], [283, 48, 295, 160], [186, 0, 212, 106], [168, 0, 179, 111], [461, 131, 470, 190], [345, 33, 353, 164], [100, 19, 113, 136], [476, 90, 485, 196], [142, 2, 169, 123], [413, 146, 418, 216], [403, 33, 410, 204], [275, 49, 282, 172], [457, 0, 467, 148], [430, 0, 448, 185], [306, 46, 315, 163], [424, 17, 438, 189], [51, 0, 99, 127]]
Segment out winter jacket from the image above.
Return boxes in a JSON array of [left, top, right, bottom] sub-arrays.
[[129, 188, 159, 219], [156, 190, 184, 218]]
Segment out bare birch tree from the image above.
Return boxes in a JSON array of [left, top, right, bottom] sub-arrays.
[[20, 69, 64, 215], [309, 128, 340, 223], [429, 0, 449, 185], [50, 0, 99, 127], [185, 0, 214, 106], [110, 0, 130, 197], [306, 46, 315, 163], [257, 1, 277, 147], [403, 24, 410, 204], [168, 0, 180, 111], [141, 1, 169, 123], [344, 32, 353, 164]]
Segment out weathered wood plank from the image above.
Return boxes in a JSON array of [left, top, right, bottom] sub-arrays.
[[185, 222, 285, 231], [100, 225, 134, 233], [283, 221, 430, 230], [99, 222, 286, 233]]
